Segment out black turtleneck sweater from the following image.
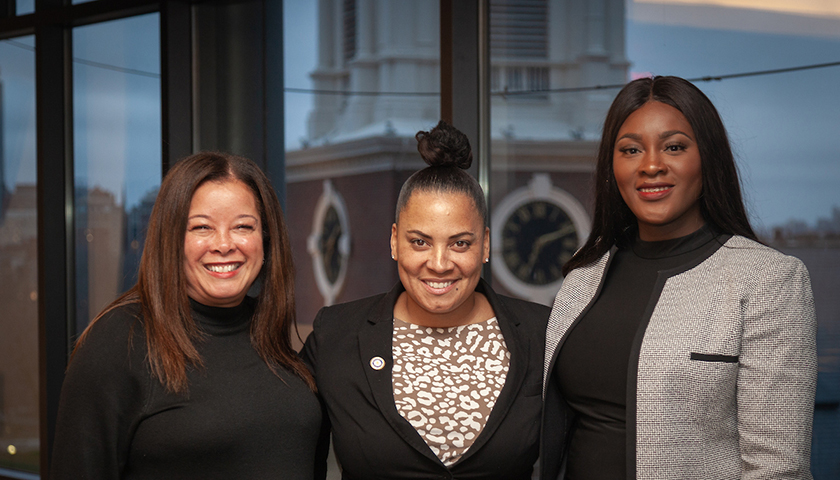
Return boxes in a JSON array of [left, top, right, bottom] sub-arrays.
[[555, 225, 725, 480], [51, 298, 327, 480]]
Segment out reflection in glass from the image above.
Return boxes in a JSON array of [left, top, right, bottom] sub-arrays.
[[284, 0, 441, 333], [627, 2, 840, 475], [488, 0, 626, 305], [16, 0, 34, 16], [0, 35, 39, 474], [73, 14, 161, 334]]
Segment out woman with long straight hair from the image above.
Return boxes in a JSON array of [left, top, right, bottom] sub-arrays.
[[541, 76, 817, 480], [51, 152, 327, 479]]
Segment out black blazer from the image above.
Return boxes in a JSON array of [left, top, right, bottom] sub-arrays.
[[303, 278, 549, 480]]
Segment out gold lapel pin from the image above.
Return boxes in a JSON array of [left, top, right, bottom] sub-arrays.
[[370, 356, 385, 370]]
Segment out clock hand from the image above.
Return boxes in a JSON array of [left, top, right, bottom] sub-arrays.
[[523, 223, 576, 278], [534, 223, 576, 248], [322, 225, 341, 264]]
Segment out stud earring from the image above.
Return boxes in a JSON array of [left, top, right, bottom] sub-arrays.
[[484, 258, 489, 263]]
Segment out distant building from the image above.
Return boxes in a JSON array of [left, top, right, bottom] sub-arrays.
[[74, 186, 126, 332], [122, 187, 159, 292], [0, 184, 39, 460]]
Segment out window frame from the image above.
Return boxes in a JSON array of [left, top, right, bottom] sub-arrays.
[[0, 1, 473, 478]]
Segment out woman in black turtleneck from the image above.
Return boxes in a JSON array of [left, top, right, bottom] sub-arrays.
[[51, 153, 327, 479], [541, 76, 816, 480]]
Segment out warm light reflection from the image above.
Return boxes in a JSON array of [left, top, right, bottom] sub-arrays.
[[635, 0, 840, 18]]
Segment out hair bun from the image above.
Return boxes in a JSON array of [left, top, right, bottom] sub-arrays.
[[415, 120, 473, 169]]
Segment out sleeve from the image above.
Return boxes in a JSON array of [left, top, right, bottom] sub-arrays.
[[301, 307, 325, 378], [50, 309, 149, 479], [737, 256, 817, 480], [302, 307, 331, 480], [312, 396, 332, 480]]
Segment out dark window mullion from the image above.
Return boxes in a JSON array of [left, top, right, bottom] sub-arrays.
[[34, 13, 72, 479]]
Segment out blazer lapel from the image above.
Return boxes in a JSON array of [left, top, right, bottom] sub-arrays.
[[544, 249, 613, 388], [357, 282, 443, 465], [456, 279, 527, 462]]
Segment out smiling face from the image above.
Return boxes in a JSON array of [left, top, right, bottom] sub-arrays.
[[390, 190, 490, 326], [184, 179, 264, 307], [613, 100, 705, 241]]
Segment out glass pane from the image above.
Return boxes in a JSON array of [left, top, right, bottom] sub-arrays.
[[628, 2, 840, 476], [16, 0, 34, 16], [488, 0, 623, 305], [284, 0, 441, 335], [73, 13, 161, 333], [490, 0, 840, 477], [0, 35, 38, 475]]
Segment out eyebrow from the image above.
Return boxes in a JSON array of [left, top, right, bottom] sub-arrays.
[[406, 229, 476, 241], [617, 133, 642, 142], [660, 130, 693, 140], [188, 214, 259, 221], [616, 130, 693, 142]]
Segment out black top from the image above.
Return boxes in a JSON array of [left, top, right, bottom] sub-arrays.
[[51, 298, 327, 480], [555, 225, 720, 480], [303, 279, 549, 480]]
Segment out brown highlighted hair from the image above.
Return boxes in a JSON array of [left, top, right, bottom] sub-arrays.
[[563, 76, 758, 275], [73, 152, 314, 393]]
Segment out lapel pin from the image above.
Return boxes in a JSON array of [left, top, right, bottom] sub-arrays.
[[370, 356, 386, 370]]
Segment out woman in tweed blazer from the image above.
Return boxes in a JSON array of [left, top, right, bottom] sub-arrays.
[[541, 76, 817, 480]]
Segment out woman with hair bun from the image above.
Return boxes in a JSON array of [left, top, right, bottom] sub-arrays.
[[304, 121, 549, 479]]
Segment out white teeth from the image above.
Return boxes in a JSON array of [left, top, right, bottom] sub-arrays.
[[206, 263, 240, 273], [427, 281, 453, 289], [640, 186, 670, 193]]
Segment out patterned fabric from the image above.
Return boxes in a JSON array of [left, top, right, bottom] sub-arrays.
[[392, 317, 510, 466], [542, 235, 817, 480]]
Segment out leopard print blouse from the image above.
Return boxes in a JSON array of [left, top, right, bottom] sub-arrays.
[[392, 317, 510, 466]]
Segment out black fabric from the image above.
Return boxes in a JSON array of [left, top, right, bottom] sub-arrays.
[[303, 279, 549, 480], [690, 352, 739, 363], [554, 225, 719, 480], [51, 298, 327, 480]]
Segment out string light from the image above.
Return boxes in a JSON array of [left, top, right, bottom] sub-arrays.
[[3, 38, 838, 96], [287, 61, 840, 97]]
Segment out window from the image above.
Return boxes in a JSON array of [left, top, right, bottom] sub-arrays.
[[0, 2, 836, 478], [343, 0, 356, 63], [72, 13, 161, 333], [489, 0, 548, 59], [627, 2, 840, 473], [0, 35, 38, 476], [488, 0, 626, 303], [284, 0, 440, 337]]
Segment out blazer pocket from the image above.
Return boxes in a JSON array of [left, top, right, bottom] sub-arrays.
[[690, 352, 739, 363]]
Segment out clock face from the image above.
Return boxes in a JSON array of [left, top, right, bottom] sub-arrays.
[[318, 205, 343, 284], [501, 200, 578, 285]]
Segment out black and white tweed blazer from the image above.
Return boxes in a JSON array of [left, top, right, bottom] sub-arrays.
[[541, 235, 817, 480]]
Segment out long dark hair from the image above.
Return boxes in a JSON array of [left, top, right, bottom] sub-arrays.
[[73, 152, 315, 393], [563, 76, 758, 275], [395, 120, 487, 225]]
